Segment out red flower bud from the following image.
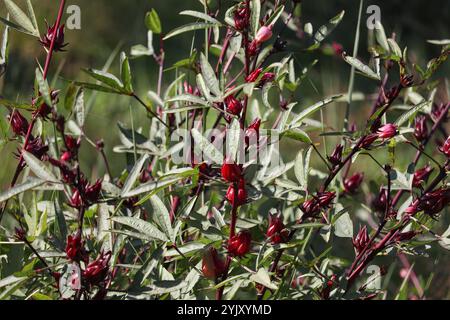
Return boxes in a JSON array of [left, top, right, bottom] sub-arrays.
[[317, 192, 336, 208], [221, 162, 243, 183], [228, 230, 252, 257], [226, 179, 247, 206], [8, 111, 29, 136], [344, 173, 364, 194], [245, 68, 262, 83], [60, 151, 72, 163], [328, 144, 343, 166], [233, 6, 249, 31], [85, 180, 103, 204], [255, 25, 273, 44], [202, 247, 227, 279], [247, 40, 260, 56], [332, 42, 344, 56], [39, 21, 68, 52], [266, 215, 288, 244], [245, 118, 261, 148], [440, 136, 450, 157], [225, 96, 243, 116], [414, 116, 428, 143], [361, 133, 379, 150], [352, 226, 369, 254], [83, 251, 111, 286], [418, 188, 450, 217], [412, 165, 433, 188], [65, 234, 88, 263], [377, 124, 398, 140]]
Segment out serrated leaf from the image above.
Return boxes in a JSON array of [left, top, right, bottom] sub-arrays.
[[250, 268, 278, 291], [149, 195, 174, 242], [0, 177, 45, 202], [191, 128, 223, 164], [250, 0, 261, 37], [343, 54, 381, 81], [35, 68, 51, 106], [313, 10, 345, 44], [112, 216, 168, 242], [3, 0, 38, 37], [74, 88, 85, 127], [121, 154, 149, 197], [334, 212, 354, 238], [180, 10, 222, 25], [164, 22, 217, 40], [82, 69, 124, 91], [200, 52, 221, 97], [23, 151, 58, 183], [289, 96, 341, 128]]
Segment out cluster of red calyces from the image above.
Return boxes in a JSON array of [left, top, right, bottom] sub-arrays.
[[228, 230, 252, 257], [40, 21, 68, 52], [202, 247, 227, 280], [266, 215, 289, 244], [301, 192, 336, 220]]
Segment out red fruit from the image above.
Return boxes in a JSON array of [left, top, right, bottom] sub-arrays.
[[344, 173, 364, 194], [65, 234, 88, 263], [266, 215, 288, 244], [414, 116, 428, 143], [412, 165, 433, 188], [226, 179, 247, 206], [328, 144, 343, 166], [245, 118, 261, 148], [8, 111, 29, 136], [228, 230, 252, 257], [83, 251, 111, 286], [221, 163, 242, 183], [202, 247, 227, 279], [225, 96, 243, 116]]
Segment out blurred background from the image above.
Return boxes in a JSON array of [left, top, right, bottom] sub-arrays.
[[0, 0, 449, 298]]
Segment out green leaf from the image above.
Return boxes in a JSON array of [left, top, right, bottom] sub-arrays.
[[149, 195, 174, 242], [342, 54, 381, 81], [82, 68, 124, 91], [164, 22, 217, 40], [395, 101, 431, 127], [0, 21, 9, 76], [112, 216, 168, 242], [180, 10, 222, 25], [374, 21, 389, 53], [250, 0, 261, 37], [334, 212, 354, 238], [191, 128, 223, 164], [121, 154, 150, 197], [120, 52, 133, 94], [23, 151, 58, 183], [0, 177, 45, 202], [200, 52, 221, 97], [64, 83, 78, 112], [35, 68, 51, 106], [2, 0, 39, 37], [250, 268, 278, 291], [145, 9, 162, 34], [283, 128, 312, 144], [289, 95, 342, 128], [74, 88, 85, 128], [166, 94, 208, 106], [313, 10, 345, 44]]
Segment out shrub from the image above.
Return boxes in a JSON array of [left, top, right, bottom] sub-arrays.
[[0, 0, 449, 300]]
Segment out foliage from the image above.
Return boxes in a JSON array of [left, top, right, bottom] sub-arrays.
[[0, 0, 449, 301]]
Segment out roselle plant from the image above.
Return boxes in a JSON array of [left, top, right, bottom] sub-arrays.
[[0, 0, 449, 301]]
